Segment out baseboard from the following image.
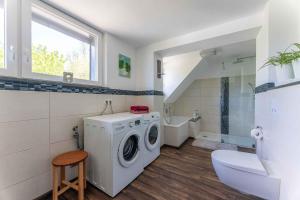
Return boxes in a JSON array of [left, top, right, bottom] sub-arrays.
[[34, 191, 52, 200], [34, 177, 78, 200]]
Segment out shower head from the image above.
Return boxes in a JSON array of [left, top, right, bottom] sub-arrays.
[[232, 58, 244, 64], [232, 56, 256, 64], [200, 49, 217, 58]]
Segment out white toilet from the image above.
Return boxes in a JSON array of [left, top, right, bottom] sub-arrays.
[[212, 150, 281, 200]]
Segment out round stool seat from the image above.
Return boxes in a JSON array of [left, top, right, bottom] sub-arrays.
[[52, 150, 88, 166]]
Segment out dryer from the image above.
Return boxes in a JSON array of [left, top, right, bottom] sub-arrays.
[[84, 114, 144, 197], [117, 112, 161, 167], [141, 112, 161, 167]]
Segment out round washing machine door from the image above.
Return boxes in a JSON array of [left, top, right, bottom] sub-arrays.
[[118, 130, 140, 168], [145, 122, 160, 151]]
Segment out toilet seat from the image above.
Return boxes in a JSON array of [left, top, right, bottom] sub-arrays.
[[211, 150, 267, 176]]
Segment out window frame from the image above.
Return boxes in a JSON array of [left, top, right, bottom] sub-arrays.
[[21, 0, 103, 86], [0, 0, 19, 77]]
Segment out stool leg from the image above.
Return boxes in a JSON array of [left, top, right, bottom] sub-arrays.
[[60, 166, 66, 188], [52, 165, 59, 200], [83, 161, 86, 189], [78, 162, 84, 200]]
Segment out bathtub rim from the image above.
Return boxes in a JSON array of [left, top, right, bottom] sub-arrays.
[[164, 116, 192, 128]]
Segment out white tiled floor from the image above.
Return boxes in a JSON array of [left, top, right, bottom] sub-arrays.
[[195, 131, 255, 148]]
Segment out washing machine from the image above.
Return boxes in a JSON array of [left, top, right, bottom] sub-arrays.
[[84, 114, 144, 197], [117, 112, 161, 167], [141, 112, 161, 167]]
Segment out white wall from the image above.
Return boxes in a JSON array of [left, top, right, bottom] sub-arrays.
[[163, 51, 202, 102], [104, 34, 137, 90], [0, 91, 135, 199], [256, 4, 272, 86], [256, 86, 300, 200], [256, 0, 300, 86], [268, 0, 300, 86], [135, 48, 155, 91], [268, 0, 300, 57], [255, 0, 300, 199]]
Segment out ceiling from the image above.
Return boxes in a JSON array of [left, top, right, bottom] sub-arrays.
[[46, 0, 268, 47], [203, 39, 256, 66]]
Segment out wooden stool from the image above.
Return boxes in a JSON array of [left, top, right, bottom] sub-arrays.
[[52, 150, 88, 200]]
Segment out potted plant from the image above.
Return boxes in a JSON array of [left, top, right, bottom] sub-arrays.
[[261, 43, 300, 83], [291, 43, 300, 78], [262, 52, 294, 83]]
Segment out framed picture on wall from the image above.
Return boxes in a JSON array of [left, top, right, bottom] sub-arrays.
[[118, 54, 131, 78]]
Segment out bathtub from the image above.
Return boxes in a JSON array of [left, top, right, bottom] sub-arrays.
[[164, 116, 191, 147]]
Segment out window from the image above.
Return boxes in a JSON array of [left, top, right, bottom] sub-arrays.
[[22, 0, 102, 84], [0, 0, 18, 76], [0, 0, 4, 69]]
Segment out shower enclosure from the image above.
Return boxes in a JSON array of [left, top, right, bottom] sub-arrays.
[[220, 74, 256, 148], [163, 49, 257, 148]]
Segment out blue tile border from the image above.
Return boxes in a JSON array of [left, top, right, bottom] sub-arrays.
[[0, 76, 164, 96], [255, 81, 300, 94], [271, 80, 300, 91], [255, 82, 275, 94], [220, 77, 229, 135], [238, 80, 300, 94]]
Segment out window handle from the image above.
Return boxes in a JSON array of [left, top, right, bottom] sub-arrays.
[[9, 46, 15, 62], [24, 49, 30, 63]]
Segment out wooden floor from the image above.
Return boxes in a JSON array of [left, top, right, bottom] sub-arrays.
[[41, 139, 262, 200]]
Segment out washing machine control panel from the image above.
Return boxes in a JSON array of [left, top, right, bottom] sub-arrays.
[[129, 120, 141, 127], [128, 121, 135, 127], [135, 120, 141, 126]]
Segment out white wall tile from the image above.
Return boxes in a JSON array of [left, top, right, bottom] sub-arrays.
[[110, 95, 129, 113], [0, 172, 50, 200], [0, 144, 50, 190], [173, 98, 185, 116], [126, 95, 137, 108], [0, 119, 49, 157], [174, 78, 221, 133], [50, 140, 77, 159], [50, 115, 83, 144], [50, 140, 78, 180], [184, 88, 201, 97], [50, 93, 99, 117], [0, 91, 141, 199], [0, 91, 49, 122], [96, 94, 129, 114], [135, 96, 154, 110], [97, 94, 110, 114]]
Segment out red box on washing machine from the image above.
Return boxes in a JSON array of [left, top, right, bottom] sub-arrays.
[[130, 105, 149, 114]]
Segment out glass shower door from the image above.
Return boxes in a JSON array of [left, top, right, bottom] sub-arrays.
[[220, 75, 256, 148]]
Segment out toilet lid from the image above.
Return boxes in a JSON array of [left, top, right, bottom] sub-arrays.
[[212, 150, 267, 176]]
